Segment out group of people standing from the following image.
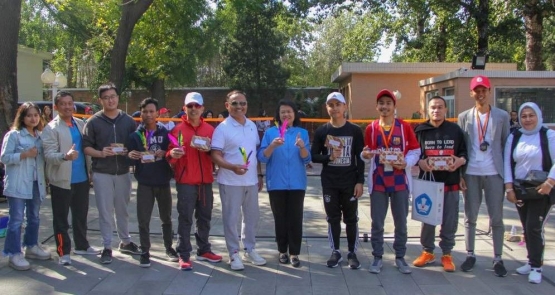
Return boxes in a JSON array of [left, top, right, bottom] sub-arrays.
[[1, 75, 552, 285]]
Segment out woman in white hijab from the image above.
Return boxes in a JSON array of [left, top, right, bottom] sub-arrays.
[[503, 102, 555, 284]]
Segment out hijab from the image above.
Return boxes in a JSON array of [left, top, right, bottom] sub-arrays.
[[518, 102, 543, 135]]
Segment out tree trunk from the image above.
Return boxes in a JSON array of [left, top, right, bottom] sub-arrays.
[[0, 0, 22, 138], [150, 78, 166, 107], [67, 38, 75, 88], [475, 0, 489, 54], [523, 1, 545, 71], [436, 20, 447, 62], [109, 0, 154, 92]]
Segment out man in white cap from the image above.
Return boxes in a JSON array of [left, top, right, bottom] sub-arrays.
[[458, 75, 510, 276], [311, 92, 365, 269], [167, 92, 222, 270]]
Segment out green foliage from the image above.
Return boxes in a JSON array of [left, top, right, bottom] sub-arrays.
[[221, 0, 290, 108]]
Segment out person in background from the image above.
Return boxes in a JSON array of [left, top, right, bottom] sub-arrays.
[[42, 91, 98, 266], [83, 83, 142, 264], [311, 92, 365, 270], [42, 105, 53, 123], [361, 89, 420, 274], [255, 109, 271, 140], [1, 102, 51, 271], [258, 100, 311, 267], [510, 110, 521, 133], [211, 90, 266, 271], [203, 110, 214, 118], [127, 98, 177, 268], [159, 107, 175, 131], [218, 110, 229, 119], [504, 102, 555, 284], [412, 96, 467, 272], [167, 92, 223, 270], [457, 75, 510, 277]]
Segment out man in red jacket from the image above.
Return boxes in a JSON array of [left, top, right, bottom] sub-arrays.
[[167, 92, 222, 271]]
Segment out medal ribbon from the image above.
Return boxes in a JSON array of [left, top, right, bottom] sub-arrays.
[[378, 121, 396, 149], [476, 109, 490, 144]]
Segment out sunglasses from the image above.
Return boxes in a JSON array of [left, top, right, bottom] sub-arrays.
[[186, 104, 202, 109], [230, 101, 247, 107]]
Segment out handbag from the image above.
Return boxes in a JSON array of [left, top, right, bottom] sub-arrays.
[[513, 179, 545, 201], [411, 173, 444, 226]]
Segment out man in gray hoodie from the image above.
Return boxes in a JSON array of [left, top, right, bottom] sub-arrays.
[[83, 83, 142, 264]]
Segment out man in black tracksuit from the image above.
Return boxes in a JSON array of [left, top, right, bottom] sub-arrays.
[[311, 92, 365, 269], [412, 96, 467, 272], [127, 98, 176, 267]]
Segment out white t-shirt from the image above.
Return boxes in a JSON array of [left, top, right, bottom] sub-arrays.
[[466, 111, 498, 176], [212, 116, 260, 186]]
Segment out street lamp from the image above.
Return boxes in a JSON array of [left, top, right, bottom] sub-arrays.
[[393, 90, 402, 118], [41, 68, 67, 116]]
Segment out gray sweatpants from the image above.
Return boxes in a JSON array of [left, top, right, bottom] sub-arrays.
[[370, 189, 410, 258], [93, 172, 132, 249], [463, 174, 505, 257], [420, 190, 460, 254], [218, 184, 260, 256]]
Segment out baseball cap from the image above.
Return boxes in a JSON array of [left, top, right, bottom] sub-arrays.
[[470, 75, 491, 90], [184, 92, 204, 106], [159, 107, 170, 114], [326, 92, 346, 104], [376, 89, 396, 105]]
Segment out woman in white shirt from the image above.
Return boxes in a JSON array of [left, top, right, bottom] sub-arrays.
[[504, 102, 555, 284]]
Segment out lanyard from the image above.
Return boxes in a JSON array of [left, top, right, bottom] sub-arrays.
[[378, 122, 396, 149], [476, 108, 490, 144]]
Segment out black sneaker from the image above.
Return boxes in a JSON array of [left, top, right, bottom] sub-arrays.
[[279, 253, 289, 264], [119, 242, 142, 255], [100, 248, 112, 264], [493, 260, 508, 277], [140, 252, 151, 268], [347, 252, 361, 269], [326, 251, 342, 268], [461, 256, 476, 272], [290, 255, 300, 268], [166, 248, 179, 262]]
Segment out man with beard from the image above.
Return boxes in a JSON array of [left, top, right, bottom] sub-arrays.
[[412, 96, 467, 272]]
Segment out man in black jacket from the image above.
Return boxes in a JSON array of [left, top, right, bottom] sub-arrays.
[[83, 83, 141, 264], [127, 98, 177, 268], [412, 96, 467, 272]]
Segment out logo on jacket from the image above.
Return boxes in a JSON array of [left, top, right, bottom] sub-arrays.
[[414, 194, 432, 216], [392, 136, 401, 146]]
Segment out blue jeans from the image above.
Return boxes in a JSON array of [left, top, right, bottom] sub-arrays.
[[2, 182, 42, 256]]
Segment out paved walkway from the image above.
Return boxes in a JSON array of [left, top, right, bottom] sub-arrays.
[[1, 166, 555, 294]]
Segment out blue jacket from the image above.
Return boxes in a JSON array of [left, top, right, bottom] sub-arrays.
[[0, 129, 47, 200], [257, 126, 311, 191]]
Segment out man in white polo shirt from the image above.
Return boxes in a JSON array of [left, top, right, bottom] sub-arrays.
[[211, 90, 266, 270]]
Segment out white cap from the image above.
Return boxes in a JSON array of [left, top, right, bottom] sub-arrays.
[[184, 92, 204, 106], [326, 92, 346, 104]]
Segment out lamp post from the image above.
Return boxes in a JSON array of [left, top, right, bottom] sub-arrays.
[[41, 68, 67, 117], [393, 90, 402, 118]]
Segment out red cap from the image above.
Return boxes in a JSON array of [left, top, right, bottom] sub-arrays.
[[159, 108, 170, 114], [376, 89, 396, 105], [470, 75, 491, 90]]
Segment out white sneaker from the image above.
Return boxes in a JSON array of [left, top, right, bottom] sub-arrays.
[[9, 253, 31, 271], [73, 246, 100, 255], [516, 263, 531, 275], [528, 268, 542, 284], [244, 249, 267, 266], [25, 245, 51, 260], [59, 254, 71, 266], [229, 252, 245, 271]]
